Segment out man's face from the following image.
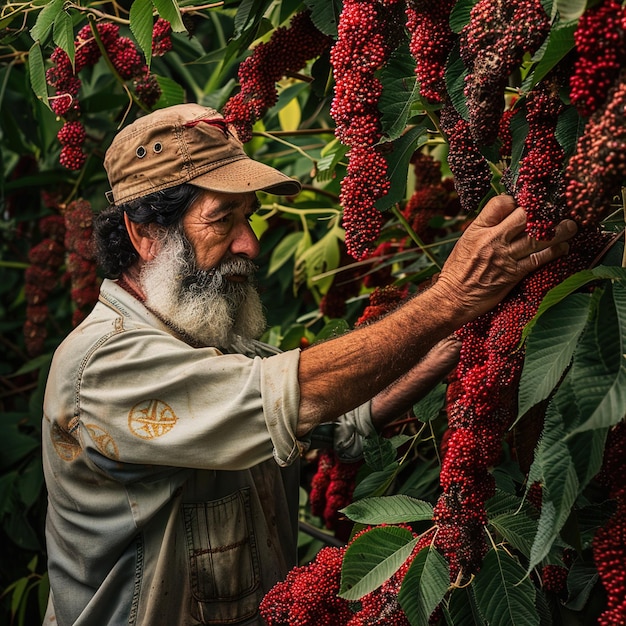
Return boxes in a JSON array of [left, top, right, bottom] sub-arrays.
[[139, 190, 266, 348]]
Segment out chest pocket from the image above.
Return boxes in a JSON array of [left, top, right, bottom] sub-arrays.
[[183, 488, 262, 624]]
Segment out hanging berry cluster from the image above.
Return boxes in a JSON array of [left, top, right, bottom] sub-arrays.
[[565, 68, 626, 227], [23, 216, 66, 356], [569, 0, 626, 118], [330, 0, 406, 261], [63, 199, 99, 327], [46, 19, 171, 170], [260, 526, 420, 626], [405, 0, 456, 103], [223, 11, 332, 143], [509, 77, 565, 240], [459, 0, 550, 146], [593, 421, 626, 626]]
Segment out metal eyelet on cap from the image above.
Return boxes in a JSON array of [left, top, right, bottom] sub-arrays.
[[153, 142, 162, 153], [136, 146, 147, 158]]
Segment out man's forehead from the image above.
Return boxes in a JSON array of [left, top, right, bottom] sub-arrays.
[[194, 190, 260, 214]]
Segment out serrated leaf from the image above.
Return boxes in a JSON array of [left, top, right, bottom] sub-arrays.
[[554, 0, 587, 21], [489, 511, 538, 559], [565, 560, 599, 611], [449, 0, 478, 34], [517, 293, 592, 419], [379, 45, 420, 142], [352, 464, 399, 500], [303, 0, 341, 36], [399, 547, 449, 626], [412, 381, 447, 422], [444, 586, 484, 625], [525, 20, 576, 90], [29, 0, 63, 43], [555, 105, 586, 157], [52, 11, 75, 68], [570, 282, 626, 433], [316, 139, 347, 182], [27, 42, 51, 111], [363, 433, 398, 471], [444, 42, 469, 120], [375, 125, 427, 212], [340, 526, 417, 600], [130, 0, 154, 68], [521, 265, 626, 341], [341, 495, 433, 525], [473, 549, 538, 626], [152, 0, 186, 32], [153, 75, 185, 108]]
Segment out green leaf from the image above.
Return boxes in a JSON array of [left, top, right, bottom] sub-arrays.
[[444, 586, 484, 625], [303, 0, 342, 36], [489, 511, 538, 559], [379, 45, 420, 142], [375, 125, 428, 212], [294, 228, 340, 294], [521, 265, 626, 341], [570, 282, 626, 433], [154, 75, 186, 109], [517, 292, 592, 419], [449, 0, 478, 34], [313, 318, 350, 341], [399, 547, 449, 626], [525, 20, 577, 90], [52, 10, 75, 68], [444, 41, 469, 120], [29, 0, 63, 43], [268, 231, 305, 276], [339, 526, 417, 600], [27, 42, 51, 111], [473, 549, 538, 626], [555, 105, 586, 157], [564, 559, 599, 611], [341, 495, 433, 525], [412, 381, 447, 422], [554, 0, 587, 21], [316, 139, 348, 183], [363, 433, 397, 471], [152, 0, 186, 32], [130, 0, 155, 68], [352, 464, 399, 500]]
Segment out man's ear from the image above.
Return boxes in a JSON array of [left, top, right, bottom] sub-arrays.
[[123, 213, 160, 262]]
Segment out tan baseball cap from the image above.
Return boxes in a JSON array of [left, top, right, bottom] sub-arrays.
[[103, 103, 301, 204]]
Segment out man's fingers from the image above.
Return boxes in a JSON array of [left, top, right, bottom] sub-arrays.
[[473, 194, 518, 228], [508, 219, 578, 261]]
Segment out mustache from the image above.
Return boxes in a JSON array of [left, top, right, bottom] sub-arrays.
[[182, 256, 258, 292]]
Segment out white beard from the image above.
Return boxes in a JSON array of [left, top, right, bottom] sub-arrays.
[[140, 228, 266, 349]]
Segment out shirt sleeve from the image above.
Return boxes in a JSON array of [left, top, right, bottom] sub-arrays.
[[74, 326, 304, 472]]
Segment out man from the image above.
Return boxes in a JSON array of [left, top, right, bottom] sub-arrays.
[[42, 103, 576, 625]]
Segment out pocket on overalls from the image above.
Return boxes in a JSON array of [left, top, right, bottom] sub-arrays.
[[183, 488, 263, 624]]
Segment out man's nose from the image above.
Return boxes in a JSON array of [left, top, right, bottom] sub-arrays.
[[230, 220, 261, 259]]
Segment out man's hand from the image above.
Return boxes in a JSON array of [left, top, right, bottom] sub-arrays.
[[434, 195, 577, 322]]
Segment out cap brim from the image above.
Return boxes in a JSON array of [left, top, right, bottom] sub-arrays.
[[190, 156, 301, 197]]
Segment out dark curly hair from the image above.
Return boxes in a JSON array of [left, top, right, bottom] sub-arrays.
[[93, 184, 202, 278]]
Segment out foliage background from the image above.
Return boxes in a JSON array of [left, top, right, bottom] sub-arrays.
[[1, 0, 625, 625]]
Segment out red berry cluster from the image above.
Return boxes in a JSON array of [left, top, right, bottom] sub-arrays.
[[152, 18, 173, 57], [356, 285, 409, 327], [309, 450, 362, 538], [570, 0, 626, 118], [511, 79, 566, 240], [63, 199, 99, 327], [260, 525, 419, 625], [593, 421, 626, 626], [405, 0, 456, 103], [47, 20, 168, 170], [565, 68, 626, 228], [223, 11, 332, 143], [260, 545, 353, 625], [23, 216, 66, 356], [460, 0, 550, 146], [330, 0, 405, 260], [438, 99, 492, 212]]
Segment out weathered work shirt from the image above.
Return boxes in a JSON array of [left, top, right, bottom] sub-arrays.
[[42, 279, 374, 626]]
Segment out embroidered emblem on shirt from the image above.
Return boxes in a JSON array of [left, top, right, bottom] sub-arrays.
[[50, 422, 81, 462], [85, 423, 119, 459], [128, 399, 178, 439]]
